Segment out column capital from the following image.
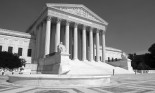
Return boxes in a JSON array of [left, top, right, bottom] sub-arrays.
[[46, 16, 51, 21], [102, 30, 106, 35], [90, 27, 94, 31], [74, 23, 78, 28], [83, 25, 87, 30], [66, 20, 70, 26], [56, 18, 62, 23], [96, 29, 100, 33]]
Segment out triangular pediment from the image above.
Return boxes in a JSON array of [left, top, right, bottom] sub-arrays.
[[46, 3, 108, 25]]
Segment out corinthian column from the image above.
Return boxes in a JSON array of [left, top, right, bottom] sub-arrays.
[[96, 29, 100, 62], [55, 18, 61, 52], [82, 25, 86, 61], [45, 16, 51, 56], [89, 27, 94, 61], [102, 31, 106, 62], [36, 27, 40, 59], [65, 21, 70, 54], [73, 23, 78, 60], [38, 25, 42, 58], [37, 25, 42, 58]]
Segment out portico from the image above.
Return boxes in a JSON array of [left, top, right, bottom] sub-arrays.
[[35, 17, 106, 62]]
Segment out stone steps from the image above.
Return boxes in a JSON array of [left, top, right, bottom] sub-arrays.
[[86, 61, 134, 74], [67, 60, 134, 75], [68, 60, 108, 75]]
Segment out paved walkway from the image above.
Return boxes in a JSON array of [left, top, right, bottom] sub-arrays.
[[0, 74, 155, 93]]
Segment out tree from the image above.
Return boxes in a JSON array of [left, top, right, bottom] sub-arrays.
[[128, 53, 134, 60], [0, 51, 26, 70], [148, 43, 155, 56], [129, 53, 151, 70], [147, 43, 155, 68], [128, 53, 138, 69]]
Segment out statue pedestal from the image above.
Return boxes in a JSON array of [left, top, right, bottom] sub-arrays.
[[127, 59, 133, 71], [38, 52, 70, 74]]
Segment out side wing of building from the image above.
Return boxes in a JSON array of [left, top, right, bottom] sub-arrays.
[[0, 28, 35, 64]]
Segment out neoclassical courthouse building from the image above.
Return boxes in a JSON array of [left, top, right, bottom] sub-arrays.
[[0, 3, 132, 74]]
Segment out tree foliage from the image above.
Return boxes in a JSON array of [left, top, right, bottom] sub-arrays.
[[148, 43, 155, 56], [128, 43, 155, 70], [0, 51, 26, 70], [129, 54, 151, 70]]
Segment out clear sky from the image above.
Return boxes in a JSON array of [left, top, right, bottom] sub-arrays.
[[0, 0, 155, 54]]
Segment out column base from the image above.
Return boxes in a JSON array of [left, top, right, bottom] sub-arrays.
[[82, 58, 87, 61], [96, 60, 99, 62], [89, 59, 94, 62], [73, 58, 79, 61]]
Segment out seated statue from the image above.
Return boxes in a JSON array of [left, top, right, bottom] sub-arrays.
[[57, 42, 66, 53]]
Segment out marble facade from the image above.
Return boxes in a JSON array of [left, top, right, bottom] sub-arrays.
[[0, 28, 34, 63], [0, 3, 133, 74], [0, 28, 124, 62]]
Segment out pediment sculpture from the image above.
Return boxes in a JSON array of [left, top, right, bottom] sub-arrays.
[[59, 7, 101, 23]]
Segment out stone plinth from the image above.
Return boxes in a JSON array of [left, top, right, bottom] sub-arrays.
[[38, 52, 70, 74]]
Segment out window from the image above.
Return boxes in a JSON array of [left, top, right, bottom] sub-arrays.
[[108, 57, 110, 62], [18, 48, 22, 56], [115, 58, 118, 61], [8, 46, 13, 53], [112, 58, 114, 62], [27, 49, 32, 57], [0, 45, 2, 52]]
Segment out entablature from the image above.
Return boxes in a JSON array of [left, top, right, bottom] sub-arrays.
[[47, 9, 106, 31], [0, 28, 33, 39]]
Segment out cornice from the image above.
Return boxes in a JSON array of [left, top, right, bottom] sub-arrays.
[[0, 28, 32, 39], [94, 45, 122, 53], [26, 7, 47, 33], [106, 47, 122, 53]]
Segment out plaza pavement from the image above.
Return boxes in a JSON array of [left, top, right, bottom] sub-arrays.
[[0, 73, 155, 93]]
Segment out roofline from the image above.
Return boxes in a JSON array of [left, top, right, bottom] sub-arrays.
[[46, 3, 108, 25], [26, 3, 108, 33], [0, 28, 32, 39], [26, 6, 47, 33]]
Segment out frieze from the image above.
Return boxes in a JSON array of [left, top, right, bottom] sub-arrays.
[[48, 10, 105, 30]]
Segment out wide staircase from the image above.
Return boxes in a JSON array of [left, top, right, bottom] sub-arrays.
[[67, 60, 134, 75]]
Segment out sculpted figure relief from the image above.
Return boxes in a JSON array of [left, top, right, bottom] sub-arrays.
[[58, 7, 100, 22]]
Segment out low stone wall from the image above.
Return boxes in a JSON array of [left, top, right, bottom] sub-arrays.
[[8, 74, 111, 87], [148, 70, 155, 73], [108, 59, 132, 71], [24, 63, 38, 74]]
